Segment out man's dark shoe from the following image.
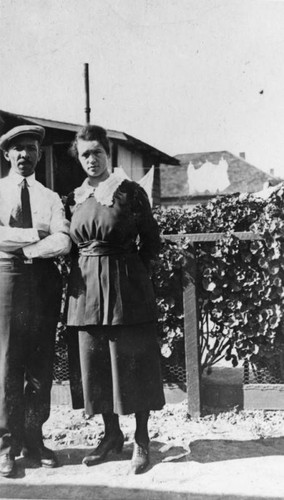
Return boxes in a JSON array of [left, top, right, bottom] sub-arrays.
[[23, 445, 58, 468], [0, 453, 16, 477]]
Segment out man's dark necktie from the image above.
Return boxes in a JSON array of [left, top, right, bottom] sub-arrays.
[[9, 178, 33, 228]]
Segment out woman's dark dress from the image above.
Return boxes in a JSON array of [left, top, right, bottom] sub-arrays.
[[66, 177, 165, 415]]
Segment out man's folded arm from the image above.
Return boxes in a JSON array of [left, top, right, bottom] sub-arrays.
[[23, 233, 71, 258], [22, 194, 71, 259], [0, 226, 40, 252]]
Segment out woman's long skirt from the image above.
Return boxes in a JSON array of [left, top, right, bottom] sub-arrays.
[[68, 322, 165, 415]]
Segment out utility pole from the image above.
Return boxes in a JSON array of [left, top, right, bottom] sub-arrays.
[[84, 63, 91, 123]]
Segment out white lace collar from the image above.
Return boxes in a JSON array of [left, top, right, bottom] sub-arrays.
[[74, 168, 130, 207]]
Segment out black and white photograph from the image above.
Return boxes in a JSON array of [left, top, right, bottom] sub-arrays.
[[0, 0, 284, 499]]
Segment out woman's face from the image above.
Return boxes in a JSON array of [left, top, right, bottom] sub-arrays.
[[77, 139, 109, 180]]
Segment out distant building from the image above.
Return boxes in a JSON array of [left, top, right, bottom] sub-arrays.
[[160, 150, 282, 208], [0, 109, 179, 205]]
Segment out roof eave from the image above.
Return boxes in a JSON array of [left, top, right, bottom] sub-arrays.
[[0, 109, 178, 164]]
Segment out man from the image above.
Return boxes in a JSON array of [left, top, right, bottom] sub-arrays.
[[0, 125, 71, 477]]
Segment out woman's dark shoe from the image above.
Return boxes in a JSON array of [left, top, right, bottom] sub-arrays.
[[82, 431, 124, 466], [130, 442, 150, 474]]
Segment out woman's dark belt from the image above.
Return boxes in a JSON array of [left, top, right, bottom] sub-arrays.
[[78, 240, 136, 257]]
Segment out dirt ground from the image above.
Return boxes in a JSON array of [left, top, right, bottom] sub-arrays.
[[2, 377, 284, 499], [43, 399, 284, 451], [5, 401, 282, 499]]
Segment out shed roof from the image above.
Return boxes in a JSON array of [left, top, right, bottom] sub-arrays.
[[161, 150, 282, 198], [0, 109, 179, 165]]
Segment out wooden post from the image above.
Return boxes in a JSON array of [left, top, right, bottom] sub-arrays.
[[0, 154, 3, 178], [44, 145, 54, 190], [164, 231, 263, 416], [182, 243, 201, 417]]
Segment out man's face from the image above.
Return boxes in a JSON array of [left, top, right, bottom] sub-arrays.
[[4, 135, 42, 177]]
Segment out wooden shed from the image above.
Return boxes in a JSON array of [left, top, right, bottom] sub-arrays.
[[0, 109, 179, 205]]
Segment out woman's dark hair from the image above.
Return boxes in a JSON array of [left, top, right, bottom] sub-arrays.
[[70, 124, 110, 158]]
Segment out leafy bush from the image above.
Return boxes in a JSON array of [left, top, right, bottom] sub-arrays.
[[153, 185, 284, 373]]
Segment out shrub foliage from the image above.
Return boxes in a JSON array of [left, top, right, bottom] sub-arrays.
[[152, 185, 284, 373]]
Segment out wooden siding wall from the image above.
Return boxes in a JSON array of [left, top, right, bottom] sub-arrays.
[[43, 146, 54, 190], [117, 145, 144, 181], [152, 164, 161, 206], [131, 151, 144, 182], [0, 154, 10, 178], [116, 145, 162, 206], [117, 145, 131, 177]]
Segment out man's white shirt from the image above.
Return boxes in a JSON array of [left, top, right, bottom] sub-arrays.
[[0, 171, 71, 258]]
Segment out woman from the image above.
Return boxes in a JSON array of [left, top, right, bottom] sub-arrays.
[[66, 125, 165, 474]]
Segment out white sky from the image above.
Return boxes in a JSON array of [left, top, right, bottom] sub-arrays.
[[1, 0, 284, 176]]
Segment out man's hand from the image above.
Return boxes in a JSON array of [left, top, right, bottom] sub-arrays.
[[38, 230, 49, 240], [36, 223, 50, 240], [13, 247, 24, 256]]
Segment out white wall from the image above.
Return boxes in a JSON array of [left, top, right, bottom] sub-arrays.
[[117, 145, 144, 181]]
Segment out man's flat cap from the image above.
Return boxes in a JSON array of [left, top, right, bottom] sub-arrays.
[[0, 125, 45, 150]]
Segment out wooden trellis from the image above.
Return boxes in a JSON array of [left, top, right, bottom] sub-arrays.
[[164, 231, 261, 417]]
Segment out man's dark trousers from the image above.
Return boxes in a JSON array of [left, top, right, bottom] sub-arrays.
[[0, 258, 62, 456]]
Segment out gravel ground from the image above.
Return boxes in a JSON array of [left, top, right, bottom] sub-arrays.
[[1, 403, 284, 499], [43, 401, 284, 451]]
